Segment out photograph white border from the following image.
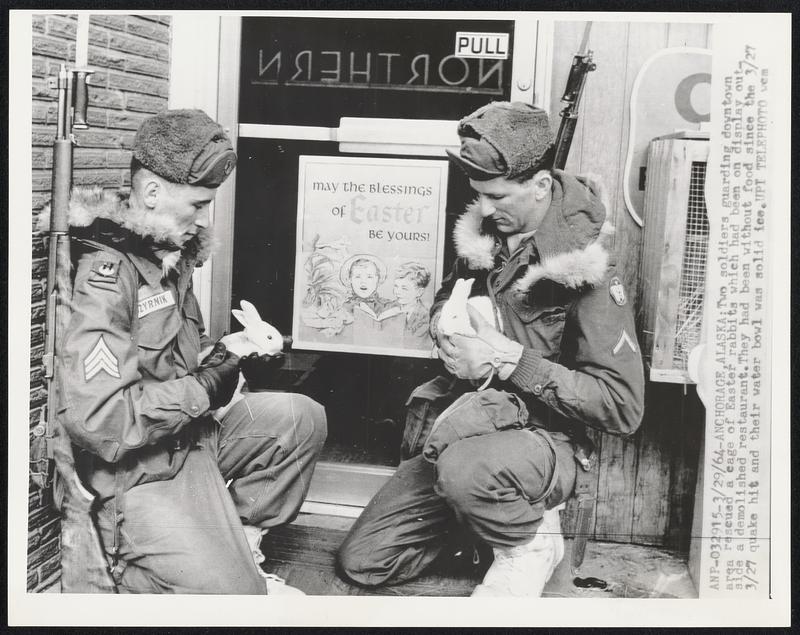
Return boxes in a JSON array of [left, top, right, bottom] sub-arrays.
[[7, 9, 791, 628]]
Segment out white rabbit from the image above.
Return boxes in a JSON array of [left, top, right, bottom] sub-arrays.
[[228, 300, 284, 356], [435, 278, 502, 391], [211, 301, 287, 419], [438, 278, 501, 336], [438, 278, 478, 336], [467, 295, 502, 332]]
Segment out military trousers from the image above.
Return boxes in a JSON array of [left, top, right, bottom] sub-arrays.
[[337, 428, 576, 587], [96, 391, 327, 594]]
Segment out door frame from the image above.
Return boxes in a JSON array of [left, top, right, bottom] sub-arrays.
[[168, 14, 242, 337]]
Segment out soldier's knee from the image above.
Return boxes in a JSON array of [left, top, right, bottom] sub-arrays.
[[295, 393, 327, 447], [245, 391, 327, 447], [336, 537, 382, 587], [336, 540, 361, 581], [434, 444, 479, 511]]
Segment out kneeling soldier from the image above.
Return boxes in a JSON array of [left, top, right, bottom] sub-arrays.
[[338, 102, 644, 596], [56, 110, 327, 594]]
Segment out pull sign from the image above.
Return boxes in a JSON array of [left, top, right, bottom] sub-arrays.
[[454, 32, 510, 60]]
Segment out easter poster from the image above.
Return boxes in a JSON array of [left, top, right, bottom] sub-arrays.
[[292, 155, 448, 357]]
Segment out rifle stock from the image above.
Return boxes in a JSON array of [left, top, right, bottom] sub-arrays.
[[39, 61, 116, 593]]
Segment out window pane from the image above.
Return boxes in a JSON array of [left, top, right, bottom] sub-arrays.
[[239, 16, 515, 126]]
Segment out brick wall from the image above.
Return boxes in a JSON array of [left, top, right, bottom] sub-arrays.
[[28, 13, 171, 592]]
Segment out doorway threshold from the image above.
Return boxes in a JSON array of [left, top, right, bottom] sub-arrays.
[[301, 460, 395, 517]]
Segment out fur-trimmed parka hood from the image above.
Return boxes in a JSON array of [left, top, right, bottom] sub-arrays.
[[452, 171, 613, 291], [37, 186, 215, 274]]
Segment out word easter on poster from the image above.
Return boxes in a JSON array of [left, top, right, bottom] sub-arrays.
[[293, 155, 448, 357]]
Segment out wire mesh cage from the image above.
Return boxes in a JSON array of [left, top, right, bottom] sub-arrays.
[[638, 134, 710, 383], [671, 162, 710, 371]]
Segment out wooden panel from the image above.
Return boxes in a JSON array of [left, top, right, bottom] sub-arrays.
[[665, 386, 704, 551], [631, 384, 704, 548], [573, 21, 630, 214], [614, 22, 668, 299], [571, 21, 639, 544], [550, 37, 635, 540], [549, 21, 708, 549], [638, 139, 672, 362], [631, 384, 674, 545], [593, 435, 640, 543], [688, 416, 706, 587]]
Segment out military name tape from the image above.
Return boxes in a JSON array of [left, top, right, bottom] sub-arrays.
[[138, 290, 176, 318]]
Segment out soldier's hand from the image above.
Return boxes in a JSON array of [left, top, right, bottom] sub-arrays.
[[438, 333, 494, 381], [438, 306, 523, 381], [239, 351, 286, 390], [191, 341, 241, 410], [465, 305, 504, 347]]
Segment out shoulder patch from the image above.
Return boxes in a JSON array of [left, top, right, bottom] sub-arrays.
[[609, 276, 626, 306], [90, 259, 120, 284]]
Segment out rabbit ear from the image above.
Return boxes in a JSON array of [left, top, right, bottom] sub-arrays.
[[451, 278, 471, 298], [241, 300, 263, 324], [231, 309, 247, 327]]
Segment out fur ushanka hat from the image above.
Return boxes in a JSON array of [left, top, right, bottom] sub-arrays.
[[133, 109, 237, 188], [446, 102, 555, 181]]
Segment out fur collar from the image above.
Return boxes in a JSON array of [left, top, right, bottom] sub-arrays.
[[37, 186, 214, 275], [453, 196, 613, 291]]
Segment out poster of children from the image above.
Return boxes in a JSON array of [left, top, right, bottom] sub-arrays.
[[292, 155, 448, 357]]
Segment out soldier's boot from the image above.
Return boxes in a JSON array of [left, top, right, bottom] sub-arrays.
[[471, 504, 565, 597], [242, 524, 306, 596]]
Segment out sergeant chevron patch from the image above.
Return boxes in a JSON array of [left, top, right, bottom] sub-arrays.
[[84, 335, 121, 380]]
